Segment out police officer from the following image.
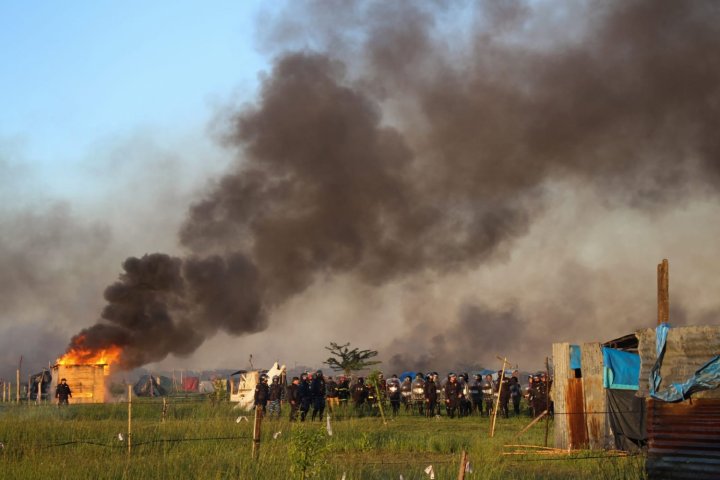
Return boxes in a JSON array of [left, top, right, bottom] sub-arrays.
[[496, 370, 511, 418], [424, 372, 438, 417], [470, 374, 483, 415], [287, 376, 300, 421], [352, 377, 367, 416], [509, 370, 522, 416], [386, 374, 401, 416], [268, 375, 282, 419], [254, 374, 270, 415], [55, 378, 72, 406], [400, 377, 412, 412], [481, 374, 494, 417], [412, 373, 426, 416], [337, 375, 350, 408], [298, 373, 312, 421], [444, 373, 461, 418], [310, 369, 326, 421]]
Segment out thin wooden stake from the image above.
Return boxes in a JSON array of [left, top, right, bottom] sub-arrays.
[[457, 450, 468, 480], [512, 410, 548, 441], [490, 356, 509, 437], [373, 382, 388, 426], [162, 397, 167, 422], [128, 385, 132, 455], [252, 405, 263, 460], [658, 259, 669, 325], [16, 369, 20, 404]]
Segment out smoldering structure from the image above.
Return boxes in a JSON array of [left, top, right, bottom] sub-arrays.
[[61, 0, 720, 370]]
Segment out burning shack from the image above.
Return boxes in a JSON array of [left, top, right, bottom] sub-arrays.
[[50, 363, 109, 404]]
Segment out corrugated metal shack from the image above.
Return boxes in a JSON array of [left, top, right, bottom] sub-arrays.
[[50, 364, 108, 404], [636, 325, 720, 480]]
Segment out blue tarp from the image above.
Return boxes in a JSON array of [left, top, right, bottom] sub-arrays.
[[603, 347, 640, 390], [650, 323, 720, 402], [570, 345, 582, 370]]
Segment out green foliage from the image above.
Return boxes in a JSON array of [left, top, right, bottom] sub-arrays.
[[288, 425, 328, 479], [323, 342, 381, 376]]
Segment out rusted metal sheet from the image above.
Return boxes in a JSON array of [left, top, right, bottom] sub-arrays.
[[566, 378, 588, 449], [581, 342, 611, 449], [552, 342, 570, 450], [647, 398, 720, 479], [637, 326, 720, 399]]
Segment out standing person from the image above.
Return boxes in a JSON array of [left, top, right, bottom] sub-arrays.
[[267, 376, 283, 419], [326, 376, 339, 412], [254, 374, 270, 415], [424, 373, 438, 417], [298, 373, 312, 422], [509, 370, 522, 416], [386, 374, 401, 416], [482, 374, 494, 417], [55, 378, 72, 406], [444, 373, 462, 418], [412, 373, 426, 416], [458, 373, 471, 417], [352, 377, 367, 416], [496, 370, 511, 419], [310, 370, 326, 421], [337, 375, 350, 410], [287, 376, 300, 421], [400, 377, 412, 412], [470, 374, 483, 415]]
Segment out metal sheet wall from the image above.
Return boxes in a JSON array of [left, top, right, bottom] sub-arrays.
[[647, 398, 720, 479]]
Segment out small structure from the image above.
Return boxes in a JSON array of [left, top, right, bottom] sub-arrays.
[[50, 364, 108, 404], [230, 362, 285, 410]]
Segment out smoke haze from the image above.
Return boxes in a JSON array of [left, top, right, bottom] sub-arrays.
[[3, 0, 720, 377]]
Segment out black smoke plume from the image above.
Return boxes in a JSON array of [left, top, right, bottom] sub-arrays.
[[63, 0, 720, 369]]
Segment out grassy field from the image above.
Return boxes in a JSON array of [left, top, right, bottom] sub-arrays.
[[0, 399, 645, 479]]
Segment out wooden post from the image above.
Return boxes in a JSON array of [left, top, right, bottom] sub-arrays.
[[490, 357, 509, 437], [657, 259, 669, 325], [16, 369, 20, 404], [252, 405, 263, 460], [374, 382, 388, 426], [127, 385, 132, 455], [162, 397, 167, 422], [37, 373, 43, 405], [457, 449, 468, 480]]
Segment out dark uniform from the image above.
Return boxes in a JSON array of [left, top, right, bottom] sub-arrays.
[[310, 370, 326, 421], [481, 375, 494, 416], [287, 377, 300, 421], [298, 375, 312, 421], [411, 374, 426, 415], [337, 377, 350, 407], [424, 376, 438, 417], [400, 378, 412, 411], [55, 379, 72, 405], [254, 375, 270, 415], [444, 374, 461, 418], [268, 377, 283, 418], [496, 371, 511, 419], [326, 377, 338, 411], [469, 375, 482, 415], [386, 376, 401, 416], [352, 378, 367, 416], [509, 375, 522, 416]]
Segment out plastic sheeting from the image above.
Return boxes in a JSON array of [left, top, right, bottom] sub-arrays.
[[570, 345, 582, 370], [602, 347, 640, 390], [606, 389, 646, 451], [650, 323, 720, 402]]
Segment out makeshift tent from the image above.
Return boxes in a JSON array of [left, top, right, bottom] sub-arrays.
[[199, 380, 215, 393], [182, 376, 199, 392], [133, 375, 170, 397]]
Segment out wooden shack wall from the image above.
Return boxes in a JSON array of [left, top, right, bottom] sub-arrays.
[[552, 342, 571, 449], [581, 342, 610, 449], [52, 365, 106, 404]]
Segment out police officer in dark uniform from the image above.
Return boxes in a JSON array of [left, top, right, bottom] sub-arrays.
[[352, 377, 367, 416], [326, 375, 338, 412], [310, 369, 326, 421], [337, 375, 350, 408], [298, 373, 312, 421], [412, 373, 426, 416], [287, 376, 300, 421], [470, 374, 483, 415], [482, 374, 494, 416], [400, 377, 412, 412], [386, 374, 401, 416], [444, 373, 461, 418], [496, 370, 511, 418], [424, 373, 438, 417], [254, 374, 270, 415], [55, 378, 72, 406]]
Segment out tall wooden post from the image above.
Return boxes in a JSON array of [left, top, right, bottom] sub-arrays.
[[16, 370, 20, 404], [657, 259, 669, 325], [457, 450, 468, 480], [127, 385, 133, 455], [490, 357, 509, 438]]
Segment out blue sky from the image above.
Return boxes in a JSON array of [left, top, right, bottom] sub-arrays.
[[1, 1, 269, 194]]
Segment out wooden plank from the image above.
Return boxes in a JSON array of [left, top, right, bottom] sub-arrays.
[[566, 378, 588, 449], [581, 342, 609, 449], [552, 343, 570, 450]]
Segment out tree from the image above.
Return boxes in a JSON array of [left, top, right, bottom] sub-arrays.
[[323, 342, 381, 376]]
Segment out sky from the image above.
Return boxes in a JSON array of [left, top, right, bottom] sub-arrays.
[[1, 0, 720, 381]]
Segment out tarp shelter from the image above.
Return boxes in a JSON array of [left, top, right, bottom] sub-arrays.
[[134, 375, 170, 397], [182, 376, 199, 392], [199, 380, 215, 393]]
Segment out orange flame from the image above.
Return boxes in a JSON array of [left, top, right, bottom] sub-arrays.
[[56, 336, 122, 366]]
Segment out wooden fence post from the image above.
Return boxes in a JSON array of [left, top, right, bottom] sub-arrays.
[[252, 405, 263, 460], [128, 385, 132, 455]]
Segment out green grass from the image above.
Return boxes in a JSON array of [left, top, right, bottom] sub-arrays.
[[0, 401, 645, 479]]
